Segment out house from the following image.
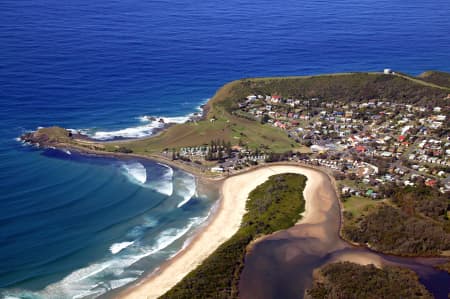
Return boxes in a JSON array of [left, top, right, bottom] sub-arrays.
[[433, 107, 442, 113], [355, 145, 366, 153], [384, 68, 393, 74], [271, 95, 282, 103], [425, 179, 437, 187], [211, 167, 225, 173], [381, 151, 392, 157], [310, 145, 329, 152]]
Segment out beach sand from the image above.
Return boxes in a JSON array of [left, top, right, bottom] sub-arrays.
[[117, 165, 326, 299]]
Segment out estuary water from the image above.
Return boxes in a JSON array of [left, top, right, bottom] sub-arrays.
[[1, 0, 450, 298]]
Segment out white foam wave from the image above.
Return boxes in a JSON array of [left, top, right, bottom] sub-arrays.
[[127, 217, 158, 238], [90, 122, 164, 140], [87, 113, 195, 141], [138, 115, 191, 124], [177, 173, 197, 208], [63, 149, 72, 155], [72, 98, 209, 141], [108, 278, 137, 290], [157, 163, 174, 176], [121, 162, 147, 184], [149, 163, 174, 196], [5, 214, 211, 299], [110, 241, 134, 255], [132, 216, 207, 261]]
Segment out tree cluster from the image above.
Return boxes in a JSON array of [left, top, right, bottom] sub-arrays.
[[307, 262, 432, 299], [344, 204, 450, 256], [206, 139, 232, 161], [160, 174, 306, 299]]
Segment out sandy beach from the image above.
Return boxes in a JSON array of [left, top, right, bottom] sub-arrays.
[[117, 165, 326, 299]]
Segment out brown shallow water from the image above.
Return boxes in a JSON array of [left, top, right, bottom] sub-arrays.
[[239, 169, 450, 299]]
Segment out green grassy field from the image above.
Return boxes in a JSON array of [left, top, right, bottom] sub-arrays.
[[104, 71, 448, 154], [342, 195, 378, 218], [109, 115, 297, 154]]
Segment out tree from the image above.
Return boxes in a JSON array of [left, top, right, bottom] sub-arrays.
[[171, 148, 176, 160]]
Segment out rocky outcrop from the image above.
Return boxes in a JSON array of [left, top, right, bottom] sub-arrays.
[[20, 126, 73, 146]]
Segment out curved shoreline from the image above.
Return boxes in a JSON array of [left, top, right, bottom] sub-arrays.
[[114, 165, 333, 299], [28, 144, 450, 298]]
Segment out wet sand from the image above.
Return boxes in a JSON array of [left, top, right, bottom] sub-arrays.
[[116, 165, 326, 299]]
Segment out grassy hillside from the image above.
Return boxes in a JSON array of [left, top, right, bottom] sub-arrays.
[[307, 262, 432, 299], [106, 72, 448, 153], [160, 173, 306, 299], [418, 70, 450, 89], [210, 72, 449, 113], [28, 71, 450, 154], [109, 113, 296, 153]]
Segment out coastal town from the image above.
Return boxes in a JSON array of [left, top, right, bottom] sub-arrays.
[[17, 71, 450, 299], [171, 90, 450, 200]]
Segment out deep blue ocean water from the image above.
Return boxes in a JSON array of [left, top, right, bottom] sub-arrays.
[[0, 0, 449, 298]]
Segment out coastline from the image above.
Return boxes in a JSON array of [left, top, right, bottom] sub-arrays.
[[114, 165, 336, 299], [17, 69, 450, 297]]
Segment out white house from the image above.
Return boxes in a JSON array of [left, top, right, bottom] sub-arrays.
[[246, 95, 257, 101], [211, 167, 224, 173]]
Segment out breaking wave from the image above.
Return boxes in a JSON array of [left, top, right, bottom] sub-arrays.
[[119, 162, 174, 197], [72, 99, 208, 141], [148, 163, 173, 196], [176, 173, 197, 208], [84, 115, 194, 141], [137, 115, 191, 124], [121, 162, 147, 184], [88, 122, 164, 140], [3, 216, 209, 299], [127, 216, 158, 238], [110, 241, 135, 255]]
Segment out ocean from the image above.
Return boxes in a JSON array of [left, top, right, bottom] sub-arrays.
[[0, 0, 449, 298]]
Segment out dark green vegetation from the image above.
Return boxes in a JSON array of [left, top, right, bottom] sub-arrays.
[[307, 262, 432, 299], [212, 73, 449, 115], [343, 186, 450, 256], [391, 186, 450, 225], [418, 70, 450, 89], [160, 173, 306, 299]]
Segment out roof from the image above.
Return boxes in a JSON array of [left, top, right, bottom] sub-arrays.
[[356, 145, 366, 152]]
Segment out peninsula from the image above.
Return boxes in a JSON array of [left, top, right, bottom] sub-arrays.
[[21, 70, 450, 298]]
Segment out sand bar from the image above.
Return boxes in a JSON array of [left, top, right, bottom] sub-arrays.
[[117, 165, 333, 299]]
